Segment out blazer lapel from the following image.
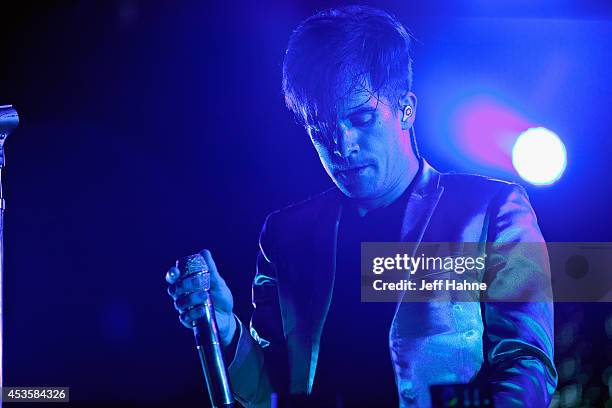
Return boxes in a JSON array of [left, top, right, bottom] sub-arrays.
[[397, 160, 445, 299], [400, 160, 444, 243], [288, 190, 342, 394]]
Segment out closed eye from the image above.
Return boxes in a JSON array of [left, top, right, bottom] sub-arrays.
[[349, 110, 376, 127]]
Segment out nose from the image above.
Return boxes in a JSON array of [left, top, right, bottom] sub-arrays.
[[333, 123, 360, 158]]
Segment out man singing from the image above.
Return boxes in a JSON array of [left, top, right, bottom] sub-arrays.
[[166, 5, 557, 407]]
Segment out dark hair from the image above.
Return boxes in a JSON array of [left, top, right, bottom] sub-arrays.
[[282, 5, 414, 135]]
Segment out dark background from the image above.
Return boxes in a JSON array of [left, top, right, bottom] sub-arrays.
[[1, 1, 611, 406]]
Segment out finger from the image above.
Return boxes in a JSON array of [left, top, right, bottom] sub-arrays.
[[167, 273, 209, 299], [165, 265, 181, 285], [200, 249, 223, 289], [174, 291, 209, 313], [179, 306, 207, 329]]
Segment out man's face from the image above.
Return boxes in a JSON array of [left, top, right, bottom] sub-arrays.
[[307, 85, 415, 199]]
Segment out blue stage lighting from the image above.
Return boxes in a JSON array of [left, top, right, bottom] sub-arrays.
[[512, 127, 567, 185]]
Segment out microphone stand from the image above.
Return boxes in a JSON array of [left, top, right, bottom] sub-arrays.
[[0, 105, 19, 393]]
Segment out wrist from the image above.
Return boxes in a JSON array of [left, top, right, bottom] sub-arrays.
[[221, 313, 237, 347]]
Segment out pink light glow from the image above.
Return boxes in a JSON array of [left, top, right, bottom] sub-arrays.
[[450, 95, 533, 172]]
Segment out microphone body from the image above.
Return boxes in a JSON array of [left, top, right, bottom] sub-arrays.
[[178, 255, 234, 408]]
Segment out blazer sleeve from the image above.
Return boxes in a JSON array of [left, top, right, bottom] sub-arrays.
[[479, 184, 558, 407], [227, 211, 289, 407]]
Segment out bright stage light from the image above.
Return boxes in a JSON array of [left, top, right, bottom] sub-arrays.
[[512, 127, 567, 185]]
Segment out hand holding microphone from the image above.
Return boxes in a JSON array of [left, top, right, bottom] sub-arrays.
[[166, 249, 235, 407]]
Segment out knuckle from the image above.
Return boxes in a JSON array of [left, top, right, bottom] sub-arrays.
[[175, 292, 203, 312], [174, 295, 185, 310], [179, 314, 193, 328], [179, 306, 205, 327], [172, 276, 197, 298], [188, 305, 205, 320], [169, 280, 188, 299]]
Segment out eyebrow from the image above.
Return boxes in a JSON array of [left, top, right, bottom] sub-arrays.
[[346, 106, 377, 116]]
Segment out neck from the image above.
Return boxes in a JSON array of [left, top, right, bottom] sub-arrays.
[[353, 158, 420, 216]]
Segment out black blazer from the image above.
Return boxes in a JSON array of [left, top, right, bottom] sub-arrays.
[[227, 160, 557, 407]]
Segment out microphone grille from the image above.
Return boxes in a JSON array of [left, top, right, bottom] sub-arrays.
[[177, 254, 210, 290]]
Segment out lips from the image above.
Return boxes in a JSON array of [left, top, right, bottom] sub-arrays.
[[336, 164, 371, 178]]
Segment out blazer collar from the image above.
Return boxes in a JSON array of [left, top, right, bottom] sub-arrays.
[[400, 159, 444, 242], [412, 159, 442, 198]]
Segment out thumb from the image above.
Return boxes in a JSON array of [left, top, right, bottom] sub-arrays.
[[200, 249, 223, 285]]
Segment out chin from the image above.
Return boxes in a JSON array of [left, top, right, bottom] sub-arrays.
[[335, 181, 378, 199]]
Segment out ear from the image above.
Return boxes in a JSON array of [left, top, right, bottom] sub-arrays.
[[399, 91, 417, 130]]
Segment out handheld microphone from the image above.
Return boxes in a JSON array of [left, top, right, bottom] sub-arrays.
[[177, 254, 234, 408]]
